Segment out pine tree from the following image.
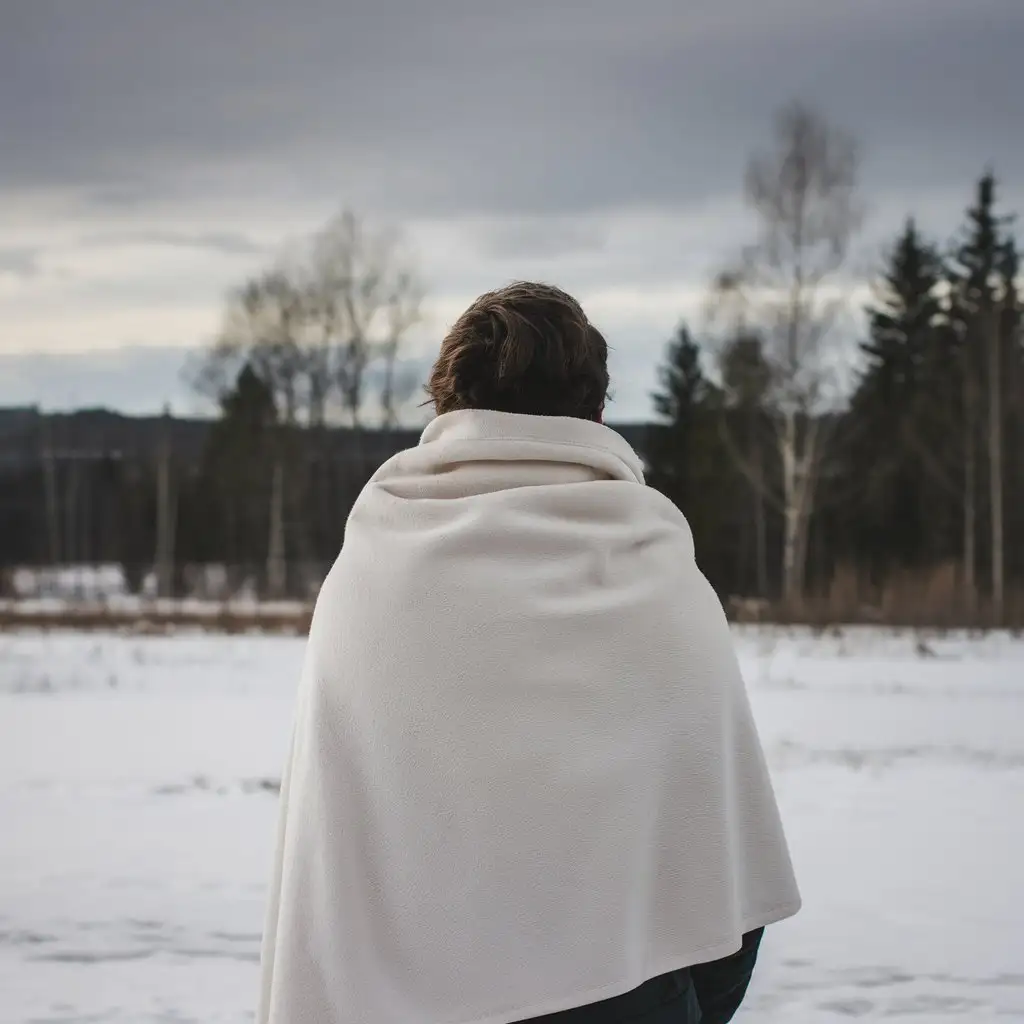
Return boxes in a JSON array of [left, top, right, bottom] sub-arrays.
[[846, 219, 946, 576], [720, 333, 774, 596], [647, 325, 713, 505], [859, 219, 944, 407], [947, 172, 1019, 615], [218, 363, 278, 432], [196, 363, 279, 571], [646, 325, 733, 591]]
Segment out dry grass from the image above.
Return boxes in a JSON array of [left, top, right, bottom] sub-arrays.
[[0, 605, 313, 635], [3, 564, 1022, 634], [752, 563, 1024, 632]]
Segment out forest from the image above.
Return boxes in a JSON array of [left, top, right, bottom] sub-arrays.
[[2, 105, 1021, 626]]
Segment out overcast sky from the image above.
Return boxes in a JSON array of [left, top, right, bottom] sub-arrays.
[[2, 0, 1022, 420]]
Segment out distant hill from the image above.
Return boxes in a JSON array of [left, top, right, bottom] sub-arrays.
[[0, 406, 651, 475]]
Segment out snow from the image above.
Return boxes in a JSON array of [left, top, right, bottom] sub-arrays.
[[6, 565, 131, 602], [1, 562, 318, 613], [1, 626, 1022, 1023]]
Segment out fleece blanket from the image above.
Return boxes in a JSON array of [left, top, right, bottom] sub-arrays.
[[258, 409, 800, 1024]]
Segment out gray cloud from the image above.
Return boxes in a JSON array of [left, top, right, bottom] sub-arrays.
[[0, 246, 41, 278], [476, 218, 609, 260], [79, 230, 267, 256], [3, 0, 1022, 221], [2, 0, 1023, 418]]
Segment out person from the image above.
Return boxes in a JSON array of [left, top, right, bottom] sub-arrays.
[[257, 282, 801, 1024]]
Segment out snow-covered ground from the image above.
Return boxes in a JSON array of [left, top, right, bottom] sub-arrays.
[[1, 627, 1022, 1023], [0, 562, 318, 614]]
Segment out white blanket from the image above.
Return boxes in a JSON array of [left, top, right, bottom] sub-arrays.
[[258, 410, 800, 1024]]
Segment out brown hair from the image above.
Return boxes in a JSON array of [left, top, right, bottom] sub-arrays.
[[425, 281, 609, 421]]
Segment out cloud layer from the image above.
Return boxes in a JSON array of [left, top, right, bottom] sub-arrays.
[[2, 0, 1022, 418]]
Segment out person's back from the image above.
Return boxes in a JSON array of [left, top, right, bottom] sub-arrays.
[[257, 283, 800, 1024]]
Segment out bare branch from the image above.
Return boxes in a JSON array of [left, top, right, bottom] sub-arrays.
[[306, 210, 423, 427]]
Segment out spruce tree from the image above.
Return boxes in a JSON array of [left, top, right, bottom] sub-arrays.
[[196, 363, 279, 568], [946, 171, 1020, 612], [647, 324, 712, 506], [720, 333, 775, 597], [846, 219, 946, 576], [646, 324, 734, 591]]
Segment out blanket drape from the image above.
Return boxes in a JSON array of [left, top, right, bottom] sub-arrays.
[[258, 410, 800, 1024]]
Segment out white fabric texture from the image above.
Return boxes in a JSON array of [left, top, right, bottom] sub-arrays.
[[258, 409, 801, 1024]]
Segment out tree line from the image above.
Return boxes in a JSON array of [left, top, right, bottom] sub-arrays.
[[647, 104, 1022, 624], [2, 101, 1021, 625]]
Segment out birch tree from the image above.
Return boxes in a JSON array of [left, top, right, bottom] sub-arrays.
[[306, 210, 423, 428], [712, 102, 863, 605], [378, 267, 425, 428]]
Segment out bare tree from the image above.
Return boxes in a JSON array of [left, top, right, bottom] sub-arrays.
[[190, 208, 424, 597], [711, 102, 863, 605], [233, 270, 307, 594], [306, 210, 423, 428], [379, 269, 424, 427], [195, 208, 423, 429], [226, 270, 308, 423]]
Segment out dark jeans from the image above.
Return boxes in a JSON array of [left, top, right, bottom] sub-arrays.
[[517, 929, 765, 1024]]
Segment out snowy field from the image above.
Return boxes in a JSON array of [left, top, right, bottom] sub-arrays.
[[1, 628, 1022, 1023]]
